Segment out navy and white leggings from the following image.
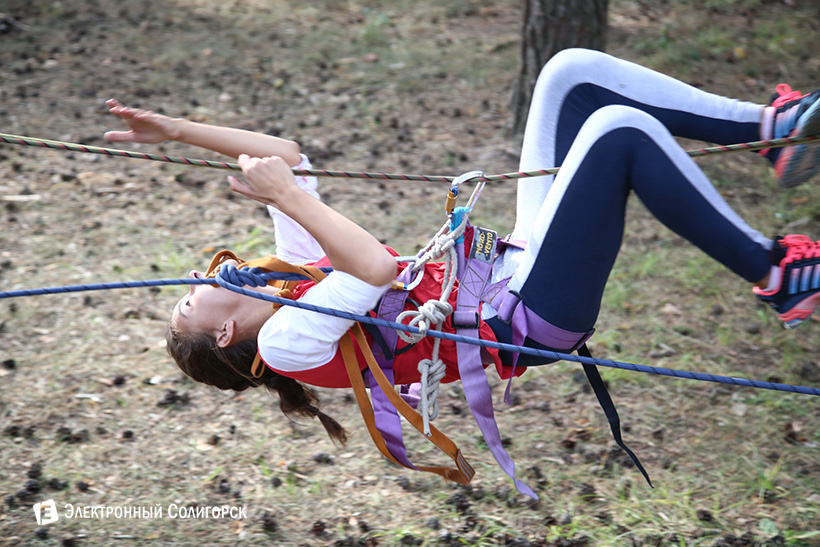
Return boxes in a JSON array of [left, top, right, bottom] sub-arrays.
[[503, 48, 773, 336]]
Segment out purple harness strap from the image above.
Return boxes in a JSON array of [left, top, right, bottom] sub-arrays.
[[454, 226, 538, 499], [495, 289, 593, 403], [489, 265, 653, 486], [497, 290, 593, 355], [367, 268, 419, 469]]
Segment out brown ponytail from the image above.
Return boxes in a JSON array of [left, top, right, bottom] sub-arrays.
[[165, 324, 347, 444]]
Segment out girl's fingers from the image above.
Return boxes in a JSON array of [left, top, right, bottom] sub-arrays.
[[227, 175, 251, 195], [107, 102, 143, 121], [103, 130, 134, 142]]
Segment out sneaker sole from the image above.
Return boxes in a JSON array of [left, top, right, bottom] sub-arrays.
[[783, 314, 812, 329], [777, 291, 820, 329], [798, 97, 820, 138], [778, 98, 820, 188], [778, 143, 820, 188]]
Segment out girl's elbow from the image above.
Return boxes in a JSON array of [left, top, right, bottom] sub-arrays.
[[372, 253, 398, 286], [286, 141, 302, 166]]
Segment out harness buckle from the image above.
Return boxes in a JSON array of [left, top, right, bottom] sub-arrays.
[[452, 310, 481, 329], [495, 290, 522, 326]]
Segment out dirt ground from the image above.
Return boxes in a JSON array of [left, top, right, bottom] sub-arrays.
[[1, 0, 820, 546]]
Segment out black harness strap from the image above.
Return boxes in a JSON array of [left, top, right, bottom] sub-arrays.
[[578, 343, 653, 487]]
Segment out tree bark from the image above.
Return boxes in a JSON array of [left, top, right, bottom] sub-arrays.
[[511, 0, 609, 134]]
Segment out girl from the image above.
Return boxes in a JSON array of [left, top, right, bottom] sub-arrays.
[[105, 48, 820, 491]]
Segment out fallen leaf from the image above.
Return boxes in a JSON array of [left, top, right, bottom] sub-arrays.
[[660, 303, 682, 315], [195, 438, 214, 451]]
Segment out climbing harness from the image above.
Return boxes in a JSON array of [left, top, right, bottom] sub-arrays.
[[385, 171, 651, 496]]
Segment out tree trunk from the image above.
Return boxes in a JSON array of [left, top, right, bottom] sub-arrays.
[[511, 0, 609, 134]]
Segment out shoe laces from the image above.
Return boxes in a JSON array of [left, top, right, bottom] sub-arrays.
[[771, 84, 807, 109], [781, 234, 820, 262]]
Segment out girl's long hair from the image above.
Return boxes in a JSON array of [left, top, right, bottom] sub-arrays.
[[165, 325, 347, 444]]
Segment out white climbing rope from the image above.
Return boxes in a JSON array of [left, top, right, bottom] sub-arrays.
[[396, 213, 469, 435]]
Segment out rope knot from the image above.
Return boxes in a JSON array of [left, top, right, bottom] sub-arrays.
[[216, 265, 269, 287], [396, 300, 453, 343], [417, 299, 453, 328], [430, 235, 456, 258], [417, 357, 447, 435]]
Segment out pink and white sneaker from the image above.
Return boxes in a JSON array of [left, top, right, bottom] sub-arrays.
[[760, 84, 820, 188], [754, 235, 820, 329]]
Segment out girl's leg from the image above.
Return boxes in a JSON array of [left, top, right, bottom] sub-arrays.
[[508, 105, 772, 333], [512, 48, 764, 242]]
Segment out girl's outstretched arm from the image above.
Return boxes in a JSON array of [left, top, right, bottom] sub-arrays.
[[230, 154, 396, 286], [103, 99, 302, 166]]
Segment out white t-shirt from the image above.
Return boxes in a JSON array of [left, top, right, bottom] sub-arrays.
[[258, 270, 391, 372]]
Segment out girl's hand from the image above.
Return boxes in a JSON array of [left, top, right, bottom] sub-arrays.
[[228, 154, 298, 208], [104, 99, 181, 144], [232, 156, 396, 286]]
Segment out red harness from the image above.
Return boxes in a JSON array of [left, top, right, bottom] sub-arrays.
[[260, 249, 519, 388]]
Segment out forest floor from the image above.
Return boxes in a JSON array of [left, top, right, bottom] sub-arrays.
[[1, 0, 820, 545]]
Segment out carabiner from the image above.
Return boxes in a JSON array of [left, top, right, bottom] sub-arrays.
[[390, 259, 425, 291], [446, 170, 485, 214]]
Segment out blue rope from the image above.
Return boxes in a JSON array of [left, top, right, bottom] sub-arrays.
[[2, 268, 819, 398], [0, 269, 332, 298]]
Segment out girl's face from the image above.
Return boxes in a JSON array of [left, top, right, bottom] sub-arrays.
[[171, 269, 244, 338], [170, 262, 277, 346]]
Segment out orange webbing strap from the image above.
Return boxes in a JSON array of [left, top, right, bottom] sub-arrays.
[[204, 250, 242, 277], [341, 323, 475, 485], [240, 255, 326, 311], [204, 250, 326, 287], [239, 255, 328, 283]]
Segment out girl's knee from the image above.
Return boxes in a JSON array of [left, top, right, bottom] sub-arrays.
[[536, 48, 612, 90]]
